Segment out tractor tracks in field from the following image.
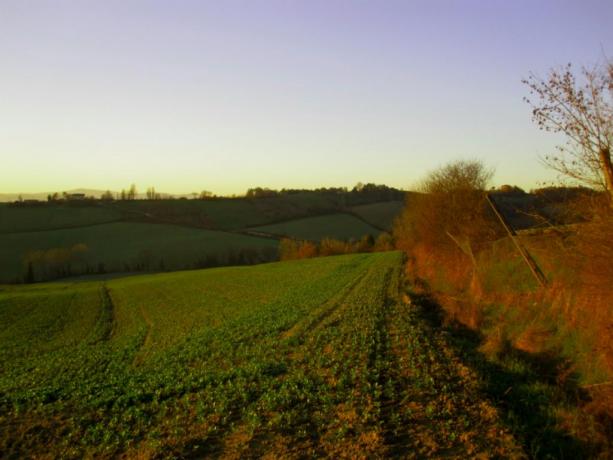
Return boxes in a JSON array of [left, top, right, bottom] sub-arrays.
[[379, 292, 524, 458], [214, 267, 376, 458], [95, 284, 154, 366], [90, 285, 116, 344], [132, 304, 154, 366], [366, 268, 409, 456], [379, 292, 438, 457], [280, 267, 371, 345]]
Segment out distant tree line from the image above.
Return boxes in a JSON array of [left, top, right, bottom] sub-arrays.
[[488, 184, 602, 201], [245, 183, 405, 204], [9, 182, 405, 206], [528, 186, 601, 203]]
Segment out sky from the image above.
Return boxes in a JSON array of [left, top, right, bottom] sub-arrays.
[[1, 0, 612, 195]]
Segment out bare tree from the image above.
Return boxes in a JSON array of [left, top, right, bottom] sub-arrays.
[[396, 161, 492, 248], [416, 160, 498, 254], [523, 62, 613, 205], [146, 187, 156, 200], [128, 184, 138, 200], [393, 160, 503, 289]]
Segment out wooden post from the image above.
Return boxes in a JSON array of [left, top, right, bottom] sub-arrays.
[[486, 193, 547, 287]]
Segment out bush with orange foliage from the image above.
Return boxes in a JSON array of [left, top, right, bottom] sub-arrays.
[[278, 232, 394, 261], [395, 163, 613, 453], [394, 160, 503, 293], [279, 239, 318, 260]]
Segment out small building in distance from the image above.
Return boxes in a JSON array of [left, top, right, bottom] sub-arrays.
[[67, 193, 86, 200]]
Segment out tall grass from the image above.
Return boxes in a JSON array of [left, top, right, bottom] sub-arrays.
[[401, 227, 613, 454]]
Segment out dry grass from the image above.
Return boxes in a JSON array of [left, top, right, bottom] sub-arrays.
[[513, 323, 553, 354], [478, 326, 511, 358], [403, 223, 613, 454], [394, 179, 613, 456]]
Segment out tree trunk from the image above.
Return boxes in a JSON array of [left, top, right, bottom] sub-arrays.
[[599, 147, 613, 207]]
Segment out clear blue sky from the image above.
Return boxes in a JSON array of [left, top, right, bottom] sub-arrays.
[[1, 0, 612, 194]]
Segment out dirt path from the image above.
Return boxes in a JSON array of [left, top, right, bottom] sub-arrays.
[[382, 296, 524, 458]]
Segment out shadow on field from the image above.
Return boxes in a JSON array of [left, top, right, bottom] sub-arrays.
[[409, 292, 591, 459]]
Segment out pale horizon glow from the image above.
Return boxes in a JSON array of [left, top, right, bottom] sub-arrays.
[[1, 1, 612, 195]]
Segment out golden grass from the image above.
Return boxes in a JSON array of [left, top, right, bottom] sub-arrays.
[[404, 229, 613, 451]]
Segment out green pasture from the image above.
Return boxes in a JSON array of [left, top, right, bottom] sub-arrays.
[[350, 200, 404, 230], [250, 213, 380, 241], [0, 204, 121, 233], [0, 222, 277, 282], [112, 192, 345, 230]]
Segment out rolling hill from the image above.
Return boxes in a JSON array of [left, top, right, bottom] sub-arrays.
[[250, 213, 381, 241], [0, 222, 277, 283], [0, 193, 405, 283], [349, 201, 404, 230]]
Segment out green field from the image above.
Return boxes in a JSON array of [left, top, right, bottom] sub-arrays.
[[0, 204, 122, 233], [250, 213, 381, 241], [350, 201, 404, 230], [112, 193, 349, 230], [0, 252, 521, 458], [0, 222, 277, 282], [1, 196, 401, 234], [0, 198, 401, 283]]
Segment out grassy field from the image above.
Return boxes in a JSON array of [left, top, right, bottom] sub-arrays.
[[0, 198, 399, 283], [0, 197, 323, 234], [1, 195, 401, 234], [0, 222, 277, 282], [112, 193, 350, 230], [350, 201, 404, 230], [0, 252, 523, 458], [250, 213, 381, 241], [0, 204, 122, 233]]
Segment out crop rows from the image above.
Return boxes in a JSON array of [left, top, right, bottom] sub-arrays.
[[0, 252, 521, 458]]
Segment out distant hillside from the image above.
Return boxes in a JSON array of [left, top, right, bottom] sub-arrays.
[[106, 186, 406, 231], [490, 186, 599, 230], [350, 201, 405, 230], [0, 222, 277, 283], [250, 213, 381, 241], [0, 186, 406, 283]]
